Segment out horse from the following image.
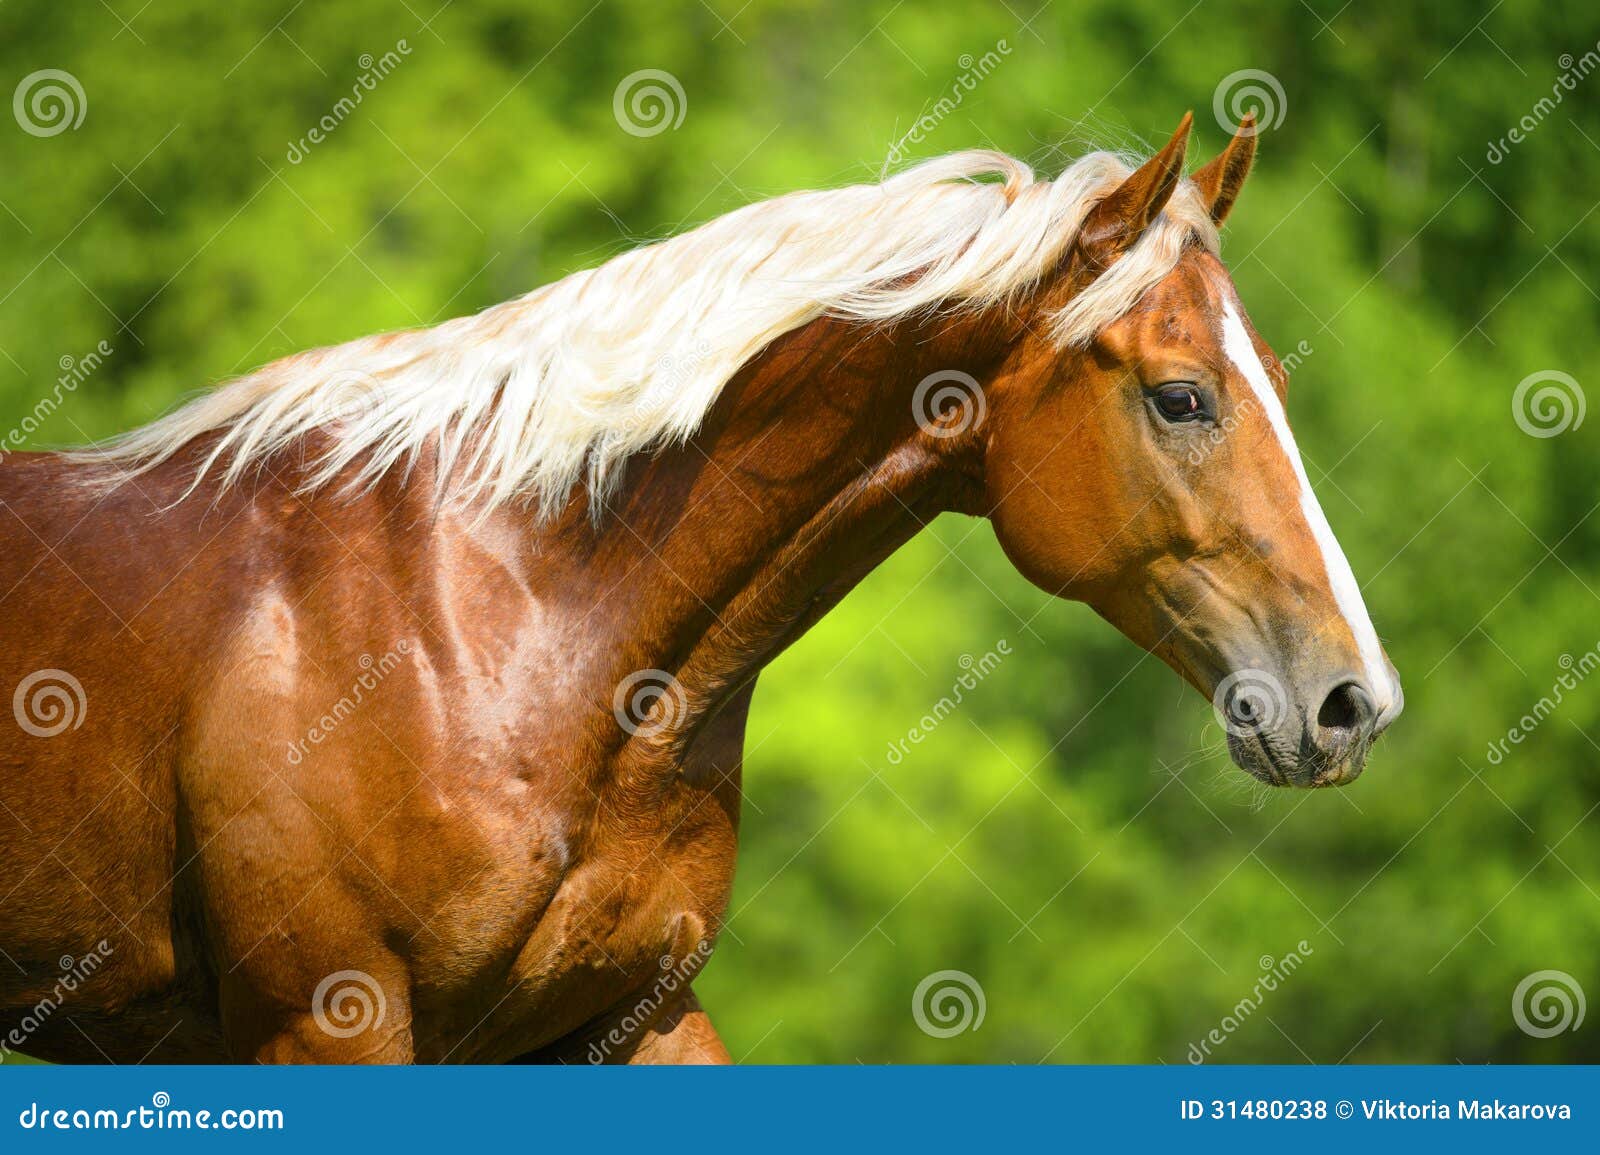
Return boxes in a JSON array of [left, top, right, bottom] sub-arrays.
[[0, 111, 1400, 1064]]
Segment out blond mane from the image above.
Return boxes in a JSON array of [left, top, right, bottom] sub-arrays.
[[88, 148, 1218, 518]]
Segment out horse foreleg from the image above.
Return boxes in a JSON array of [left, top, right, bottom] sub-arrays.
[[223, 965, 414, 1064], [509, 986, 730, 1065], [625, 989, 731, 1065], [248, 1014, 414, 1063]]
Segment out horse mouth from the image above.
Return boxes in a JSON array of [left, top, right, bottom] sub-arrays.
[[1225, 728, 1371, 788]]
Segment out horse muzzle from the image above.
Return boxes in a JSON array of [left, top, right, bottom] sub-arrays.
[[1214, 659, 1403, 788]]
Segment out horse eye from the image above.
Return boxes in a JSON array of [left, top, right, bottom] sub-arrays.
[[1154, 384, 1203, 421]]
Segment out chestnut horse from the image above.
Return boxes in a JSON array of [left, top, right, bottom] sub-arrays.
[[0, 113, 1400, 1064]]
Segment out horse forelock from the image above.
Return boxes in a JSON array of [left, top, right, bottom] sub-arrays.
[[80, 147, 1219, 519]]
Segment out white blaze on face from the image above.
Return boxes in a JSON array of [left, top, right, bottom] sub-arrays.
[[1218, 299, 1395, 713]]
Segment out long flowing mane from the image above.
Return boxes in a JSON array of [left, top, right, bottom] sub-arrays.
[[87, 148, 1218, 518]]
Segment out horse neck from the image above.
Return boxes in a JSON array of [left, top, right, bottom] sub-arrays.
[[563, 309, 1006, 750]]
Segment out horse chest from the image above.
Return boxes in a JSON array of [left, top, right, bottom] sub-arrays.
[[412, 767, 740, 1060]]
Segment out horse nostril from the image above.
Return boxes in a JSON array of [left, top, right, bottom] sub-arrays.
[[1317, 681, 1376, 745]]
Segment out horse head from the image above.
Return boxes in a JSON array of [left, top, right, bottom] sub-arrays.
[[973, 115, 1402, 786]]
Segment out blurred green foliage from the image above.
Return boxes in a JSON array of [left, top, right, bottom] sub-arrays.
[[1, 0, 1597, 1063]]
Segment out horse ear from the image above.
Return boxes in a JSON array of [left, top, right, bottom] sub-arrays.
[[1191, 113, 1257, 225], [1076, 112, 1193, 268]]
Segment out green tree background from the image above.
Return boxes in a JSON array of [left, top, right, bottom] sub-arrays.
[[1, 0, 1596, 1063]]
